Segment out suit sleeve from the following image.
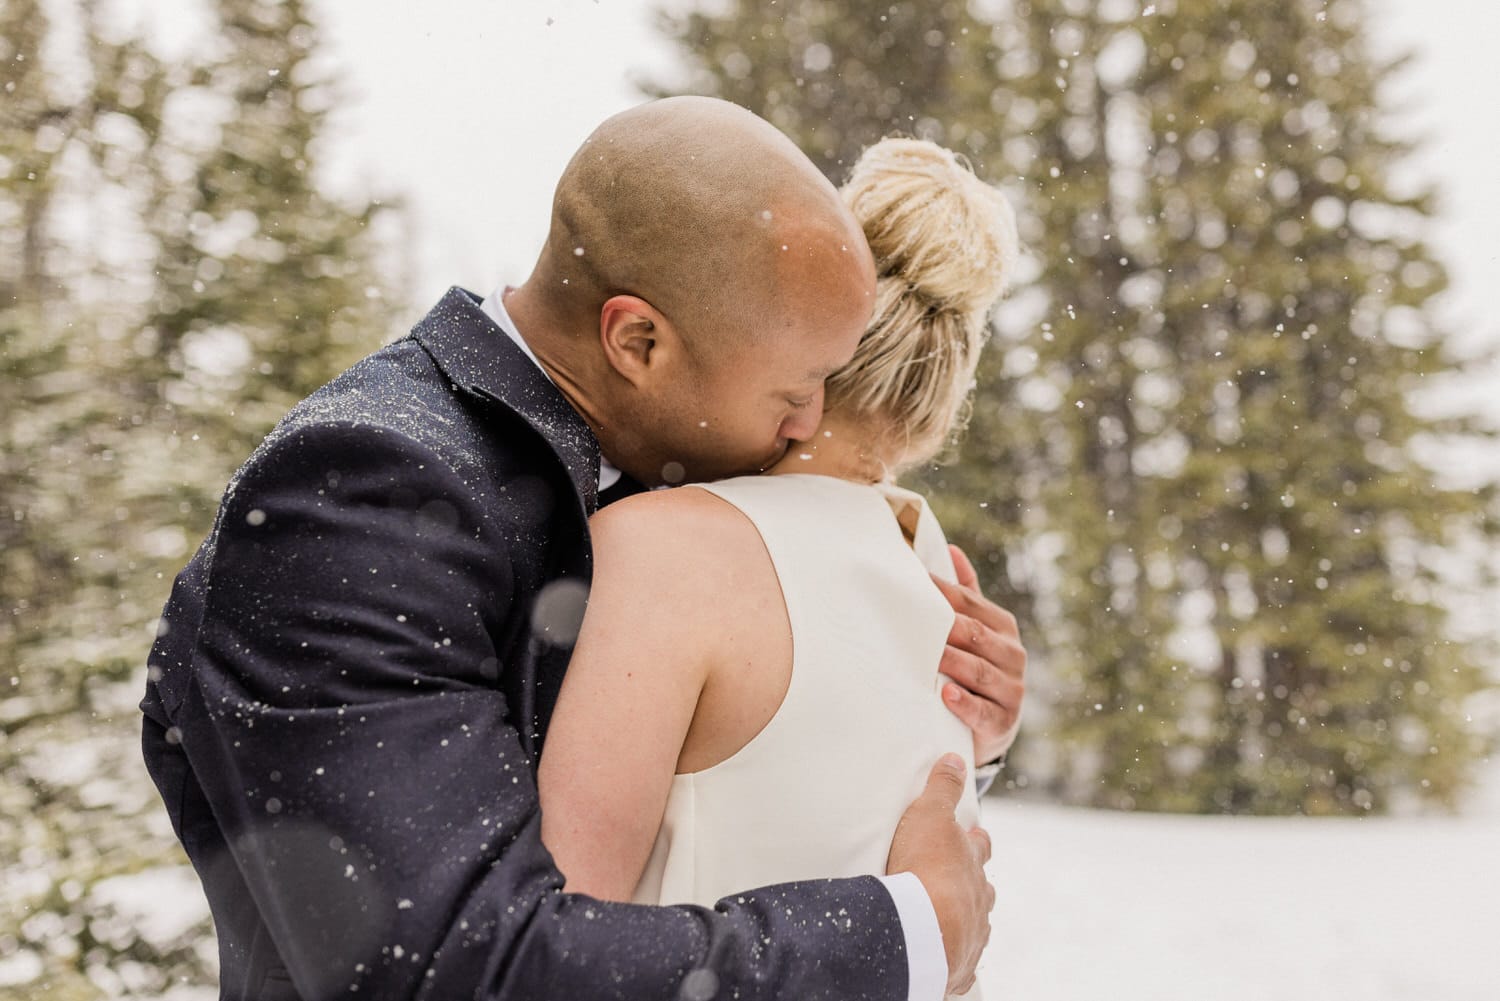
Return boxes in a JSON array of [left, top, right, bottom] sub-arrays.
[[177, 421, 910, 1001]]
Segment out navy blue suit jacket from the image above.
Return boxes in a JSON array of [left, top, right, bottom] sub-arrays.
[[140, 289, 909, 1001]]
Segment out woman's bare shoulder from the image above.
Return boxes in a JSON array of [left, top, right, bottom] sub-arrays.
[[591, 485, 753, 546], [588, 485, 771, 591]]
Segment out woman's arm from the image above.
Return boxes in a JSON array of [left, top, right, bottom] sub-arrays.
[[537, 487, 738, 901]]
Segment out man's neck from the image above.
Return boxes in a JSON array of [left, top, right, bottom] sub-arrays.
[[488, 283, 623, 489]]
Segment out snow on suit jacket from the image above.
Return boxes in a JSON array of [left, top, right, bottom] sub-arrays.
[[139, 287, 910, 1001]]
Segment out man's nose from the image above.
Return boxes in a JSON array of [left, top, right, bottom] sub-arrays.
[[780, 394, 826, 442]]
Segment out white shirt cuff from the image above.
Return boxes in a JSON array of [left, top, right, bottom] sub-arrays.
[[876, 871, 947, 1001]]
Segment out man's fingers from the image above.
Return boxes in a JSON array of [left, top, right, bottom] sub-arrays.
[[945, 614, 1024, 681], [942, 680, 1021, 762], [931, 573, 1017, 635], [948, 544, 979, 590], [936, 621, 996, 684], [942, 678, 1000, 732], [919, 752, 968, 812], [930, 573, 985, 623], [940, 644, 1025, 707], [966, 825, 993, 865]]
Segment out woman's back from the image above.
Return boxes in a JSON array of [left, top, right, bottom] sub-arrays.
[[632, 473, 980, 908]]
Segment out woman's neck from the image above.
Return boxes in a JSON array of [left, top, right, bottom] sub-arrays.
[[765, 412, 892, 483]]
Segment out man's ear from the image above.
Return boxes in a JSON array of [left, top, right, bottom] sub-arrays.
[[599, 295, 672, 387]]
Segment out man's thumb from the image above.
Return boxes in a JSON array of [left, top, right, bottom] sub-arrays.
[[920, 753, 967, 811]]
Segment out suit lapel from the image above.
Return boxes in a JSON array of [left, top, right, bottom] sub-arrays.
[[411, 287, 602, 513]]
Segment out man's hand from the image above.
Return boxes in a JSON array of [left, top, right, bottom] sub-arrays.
[[888, 754, 994, 996], [933, 544, 1026, 765]]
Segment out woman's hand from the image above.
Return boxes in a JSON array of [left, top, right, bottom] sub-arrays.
[[931, 544, 1026, 766]]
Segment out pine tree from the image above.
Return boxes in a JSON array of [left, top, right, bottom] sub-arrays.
[[1, 1, 400, 994], [652, 0, 1498, 814], [1111, 0, 1497, 813]]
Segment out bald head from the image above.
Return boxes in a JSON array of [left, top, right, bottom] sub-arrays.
[[530, 96, 874, 357]]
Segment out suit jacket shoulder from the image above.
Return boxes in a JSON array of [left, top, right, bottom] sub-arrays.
[[139, 288, 910, 1001]]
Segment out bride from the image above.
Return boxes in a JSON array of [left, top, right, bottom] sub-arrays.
[[538, 137, 1019, 994]]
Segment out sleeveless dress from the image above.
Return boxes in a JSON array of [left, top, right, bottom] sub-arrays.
[[630, 473, 982, 997]]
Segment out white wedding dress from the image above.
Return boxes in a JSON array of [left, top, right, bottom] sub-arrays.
[[630, 473, 982, 999]]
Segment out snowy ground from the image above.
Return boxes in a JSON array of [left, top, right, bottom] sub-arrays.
[[976, 795, 1500, 1001], [88, 787, 1498, 1001]]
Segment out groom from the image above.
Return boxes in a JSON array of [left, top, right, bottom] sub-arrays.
[[141, 97, 1024, 1001]]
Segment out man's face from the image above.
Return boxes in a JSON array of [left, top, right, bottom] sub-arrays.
[[597, 209, 878, 488], [612, 308, 867, 487]]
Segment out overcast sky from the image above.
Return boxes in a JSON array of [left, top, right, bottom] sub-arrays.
[[311, 0, 677, 300]]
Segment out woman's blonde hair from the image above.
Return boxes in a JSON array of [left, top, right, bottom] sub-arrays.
[[826, 137, 1019, 474]]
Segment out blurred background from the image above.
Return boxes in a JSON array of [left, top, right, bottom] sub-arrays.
[[2, 0, 1497, 998]]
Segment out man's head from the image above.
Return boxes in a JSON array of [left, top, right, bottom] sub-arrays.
[[508, 96, 876, 486]]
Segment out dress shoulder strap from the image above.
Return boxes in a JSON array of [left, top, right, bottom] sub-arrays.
[[872, 482, 958, 584]]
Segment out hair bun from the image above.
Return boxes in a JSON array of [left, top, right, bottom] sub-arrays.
[[842, 138, 1018, 318]]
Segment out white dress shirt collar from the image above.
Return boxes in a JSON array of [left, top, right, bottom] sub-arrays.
[[480, 285, 622, 492]]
